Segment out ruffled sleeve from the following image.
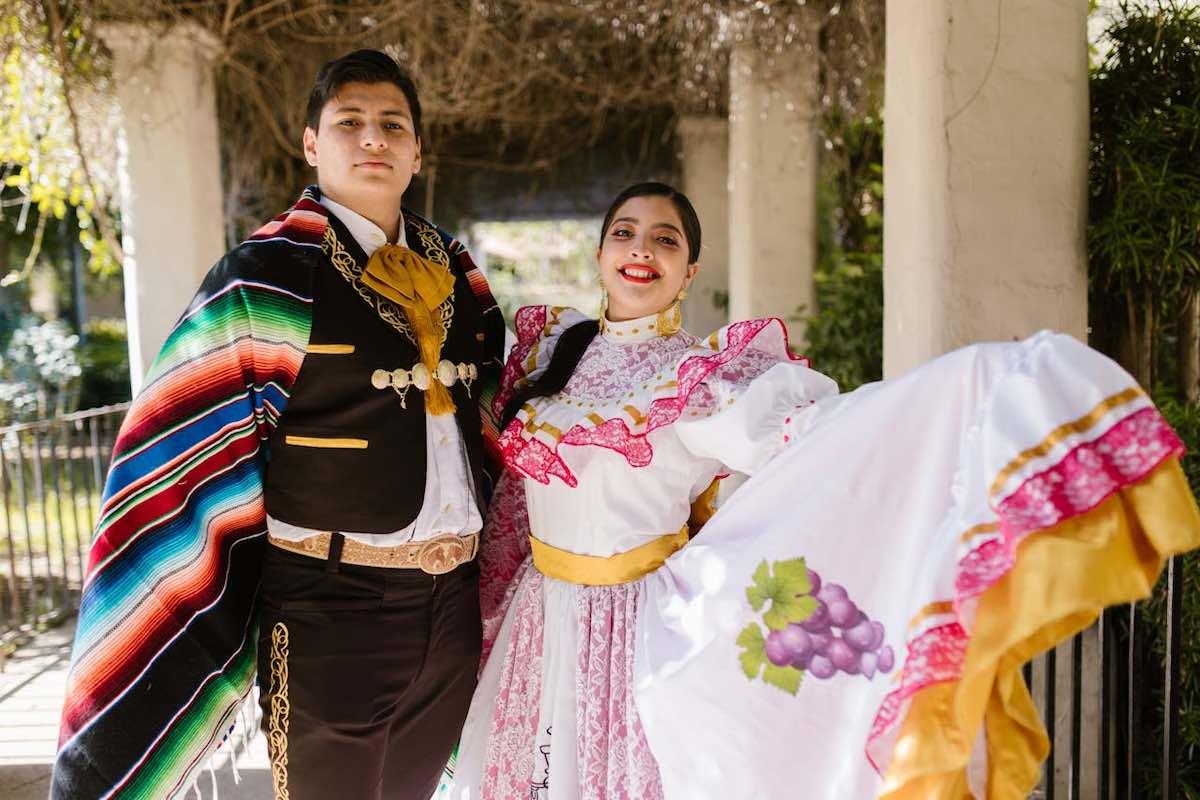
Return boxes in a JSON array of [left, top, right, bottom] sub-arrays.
[[675, 361, 838, 475], [675, 329, 839, 475]]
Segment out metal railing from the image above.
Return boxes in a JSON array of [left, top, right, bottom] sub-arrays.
[[1024, 577, 1186, 800], [0, 403, 128, 647], [0, 403, 1189, 796]]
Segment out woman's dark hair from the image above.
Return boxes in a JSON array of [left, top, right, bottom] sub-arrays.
[[500, 320, 600, 430], [599, 181, 702, 264], [305, 49, 423, 140], [500, 182, 702, 430]]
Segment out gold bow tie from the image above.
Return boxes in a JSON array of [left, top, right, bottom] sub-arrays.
[[362, 244, 455, 311], [362, 244, 458, 416]]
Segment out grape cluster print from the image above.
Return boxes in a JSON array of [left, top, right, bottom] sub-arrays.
[[738, 558, 894, 695]]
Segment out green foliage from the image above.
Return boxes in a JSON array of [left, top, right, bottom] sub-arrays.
[[802, 111, 883, 391], [1140, 394, 1200, 798], [470, 219, 602, 321], [77, 317, 129, 409], [1087, 1, 1200, 384], [0, 4, 120, 283], [0, 314, 80, 423], [1089, 1, 1200, 297]]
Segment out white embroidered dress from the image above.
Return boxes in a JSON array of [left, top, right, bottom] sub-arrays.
[[448, 305, 1199, 800]]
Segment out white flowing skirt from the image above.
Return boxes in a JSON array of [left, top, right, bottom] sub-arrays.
[[450, 332, 1199, 799]]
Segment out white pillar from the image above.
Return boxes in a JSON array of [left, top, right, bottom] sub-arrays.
[[677, 115, 730, 335], [100, 23, 226, 394], [728, 40, 820, 340], [883, 0, 1089, 378]]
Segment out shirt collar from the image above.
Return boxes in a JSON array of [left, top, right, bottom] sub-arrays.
[[319, 194, 407, 258], [600, 311, 662, 344]]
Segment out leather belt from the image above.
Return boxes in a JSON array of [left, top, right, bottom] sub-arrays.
[[267, 531, 479, 575]]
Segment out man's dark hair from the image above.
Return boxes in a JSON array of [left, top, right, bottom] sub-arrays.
[[305, 49, 422, 140]]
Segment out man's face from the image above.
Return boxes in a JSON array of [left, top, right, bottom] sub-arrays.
[[303, 81, 421, 211]]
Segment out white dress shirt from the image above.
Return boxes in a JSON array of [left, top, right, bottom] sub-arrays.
[[266, 195, 483, 545]]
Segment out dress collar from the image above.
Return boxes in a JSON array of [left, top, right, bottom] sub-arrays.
[[318, 194, 407, 258], [600, 311, 662, 344]]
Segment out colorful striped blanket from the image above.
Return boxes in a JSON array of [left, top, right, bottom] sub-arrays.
[[52, 187, 503, 799]]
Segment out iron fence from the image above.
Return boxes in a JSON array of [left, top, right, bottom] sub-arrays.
[[0, 403, 1189, 797], [0, 403, 128, 647]]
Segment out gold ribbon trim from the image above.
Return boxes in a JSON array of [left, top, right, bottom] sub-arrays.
[[530, 526, 689, 586], [363, 244, 458, 415], [988, 386, 1145, 498], [880, 457, 1200, 799]]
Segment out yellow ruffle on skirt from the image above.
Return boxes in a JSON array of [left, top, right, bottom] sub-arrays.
[[881, 458, 1200, 799]]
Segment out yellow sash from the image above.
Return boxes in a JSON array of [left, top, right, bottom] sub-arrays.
[[529, 526, 689, 586]]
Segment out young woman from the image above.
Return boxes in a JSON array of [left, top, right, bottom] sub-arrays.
[[448, 182, 1199, 799]]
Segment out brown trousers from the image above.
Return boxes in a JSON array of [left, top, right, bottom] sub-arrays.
[[256, 540, 481, 800]]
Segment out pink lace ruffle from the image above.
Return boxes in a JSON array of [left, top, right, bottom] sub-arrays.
[[497, 312, 807, 485], [481, 568, 546, 798], [479, 470, 533, 668], [575, 584, 665, 800], [865, 404, 1184, 773], [492, 305, 551, 420], [956, 406, 1182, 601]]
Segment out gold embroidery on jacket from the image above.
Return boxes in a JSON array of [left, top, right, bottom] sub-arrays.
[[268, 622, 291, 800], [322, 222, 454, 348]]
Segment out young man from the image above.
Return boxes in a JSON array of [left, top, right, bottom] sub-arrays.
[[52, 50, 505, 800]]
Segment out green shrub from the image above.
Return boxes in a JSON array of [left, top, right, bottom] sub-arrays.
[[802, 112, 883, 391], [1141, 395, 1200, 798], [78, 317, 130, 409]]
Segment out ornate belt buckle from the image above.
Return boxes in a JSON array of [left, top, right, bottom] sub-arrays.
[[417, 534, 470, 575]]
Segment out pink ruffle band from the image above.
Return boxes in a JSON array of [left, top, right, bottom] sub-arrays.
[[864, 403, 1184, 774], [493, 305, 808, 487]]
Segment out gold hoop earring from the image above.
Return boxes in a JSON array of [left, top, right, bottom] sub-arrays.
[[655, 286, 687, 337]]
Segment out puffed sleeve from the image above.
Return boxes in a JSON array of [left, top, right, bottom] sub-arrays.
[[675, 335, 838, 475]]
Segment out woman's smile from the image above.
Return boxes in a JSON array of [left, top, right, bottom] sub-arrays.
[[618, 263, 662, 284]]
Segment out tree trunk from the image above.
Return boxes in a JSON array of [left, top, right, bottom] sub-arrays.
[[1140, 286, 1156, 391], [1120, 285, 1156, 390], [1178, 290, 1200, 403]]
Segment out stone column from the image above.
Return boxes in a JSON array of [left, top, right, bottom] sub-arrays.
[[677, 115, 730, 335], [727, 40, 820, 340], [883, 0, 1089, 378], [100, 23, 226, 394]]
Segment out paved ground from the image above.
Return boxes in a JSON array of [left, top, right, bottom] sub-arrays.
[[0, 620, 273, 799]]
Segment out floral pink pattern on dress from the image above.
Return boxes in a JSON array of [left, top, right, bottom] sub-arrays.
[[865, 621, 968, 772], [492, 305, 550, 419], [575, 584, 665, 800], [479, 470, 533, 667], [957, 406, 1182, 601], [497, 312, 807, 485], [481, 568, 546, 798], [865, 403, 1184, 774]]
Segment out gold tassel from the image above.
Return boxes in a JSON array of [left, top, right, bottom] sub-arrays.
[[407, 301, 456, 415], [362, 244, 458, 416]]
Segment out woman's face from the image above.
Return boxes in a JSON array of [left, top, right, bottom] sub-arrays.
[[597, 194, 698, 322]]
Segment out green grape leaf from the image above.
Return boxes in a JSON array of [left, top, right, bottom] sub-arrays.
[[773, 558, 813, 596], [736, 622, 766, 680], [747, 557, 819, 630], [746, 560, 772, 611], [763, 594, 820, 631], [762, 663, 803, 695]]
